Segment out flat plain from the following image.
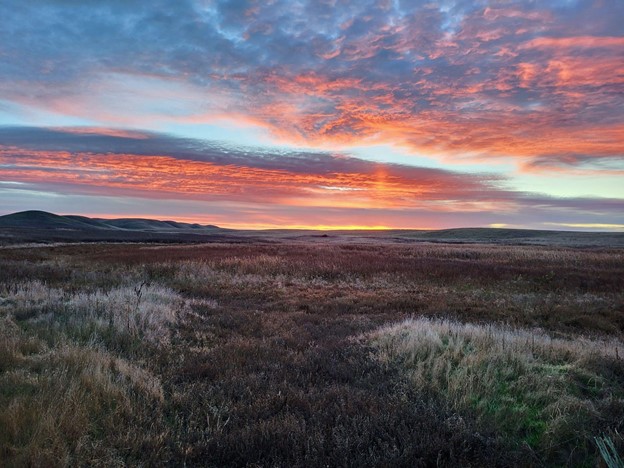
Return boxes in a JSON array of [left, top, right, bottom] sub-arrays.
[[1, 236, 623, 466]]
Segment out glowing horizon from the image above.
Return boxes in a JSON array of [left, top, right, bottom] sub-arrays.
[[0, 1, 622, 231]]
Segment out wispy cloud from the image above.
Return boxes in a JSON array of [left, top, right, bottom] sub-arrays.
[[1, 127, 622, 229], [0, 127, 503, 207]]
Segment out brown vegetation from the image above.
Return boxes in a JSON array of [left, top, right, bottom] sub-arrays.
[[370, 318, 624, 465], [1, 241, 623, 466]]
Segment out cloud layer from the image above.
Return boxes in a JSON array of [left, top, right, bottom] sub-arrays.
[[1, 127, 622, 229], [0, 1, 622, 228], [1, 0, 623, 169]]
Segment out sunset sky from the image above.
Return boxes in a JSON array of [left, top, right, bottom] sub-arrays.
[[1, 0, 623, 230]]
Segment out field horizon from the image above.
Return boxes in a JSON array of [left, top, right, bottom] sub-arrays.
[[2, 210, 624, 248]]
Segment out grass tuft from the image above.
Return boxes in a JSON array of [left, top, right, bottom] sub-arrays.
[[369, 317, 624, 465], [595, 434, 624, 468]]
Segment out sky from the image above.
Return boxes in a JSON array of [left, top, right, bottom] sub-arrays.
[[0, 0, 623, 230]]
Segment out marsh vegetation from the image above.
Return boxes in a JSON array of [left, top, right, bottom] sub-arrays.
[[1, 242, 623, 466]]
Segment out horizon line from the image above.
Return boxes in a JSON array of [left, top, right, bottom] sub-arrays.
[[1, 210, 623, 233]]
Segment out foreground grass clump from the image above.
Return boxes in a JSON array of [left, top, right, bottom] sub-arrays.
[[3, 280, 182, 347], [370, 318, 624, 465], [0, 317, 169, 465], [0, 281, 180, 465]]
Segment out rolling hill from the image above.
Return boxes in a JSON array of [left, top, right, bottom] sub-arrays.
[[0, 211, 230, 244], [0, 211, 220, 232]]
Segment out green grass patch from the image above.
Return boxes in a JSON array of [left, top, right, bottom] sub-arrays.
[[370, 318, 624, 465]]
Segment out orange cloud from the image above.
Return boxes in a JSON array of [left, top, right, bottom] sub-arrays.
[[521, 36, 624, 49], [0, 144, 501, 212]]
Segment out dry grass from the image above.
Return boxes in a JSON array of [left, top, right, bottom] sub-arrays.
[[0, 277, 185, 465], [369, 318, 624, 465], [0, 241, 623, 466], [2, 280, 182, 346], [0, 316, 168, 466]]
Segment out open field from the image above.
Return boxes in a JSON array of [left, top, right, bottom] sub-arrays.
[[1, 241, 623, 466]]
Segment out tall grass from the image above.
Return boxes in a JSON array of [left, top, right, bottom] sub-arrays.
[[0, 316, 169, 465], [3, 280, 182, 346], [0, 279, 185, 465], [370, 317, 624, 465]]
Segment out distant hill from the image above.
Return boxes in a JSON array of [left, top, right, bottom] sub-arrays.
[[0, 211, 104, 230], [0, 211, 231, 244], [0, 211, 220, 232], [233, 226, 624, 248], [400, 227, 622, 242], [390, 227, 624, 247], [97, 218, 215, 231]]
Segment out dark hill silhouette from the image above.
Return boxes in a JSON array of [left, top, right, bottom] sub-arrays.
[[0, 211, 220, 232], [99, 218, 216, 231], [0, 211, 231, 244], [63, 215, 117, 229], [0, 211, 104, 230]]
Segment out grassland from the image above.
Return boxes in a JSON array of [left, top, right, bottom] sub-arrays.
[[1, 241, 623, 466]]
